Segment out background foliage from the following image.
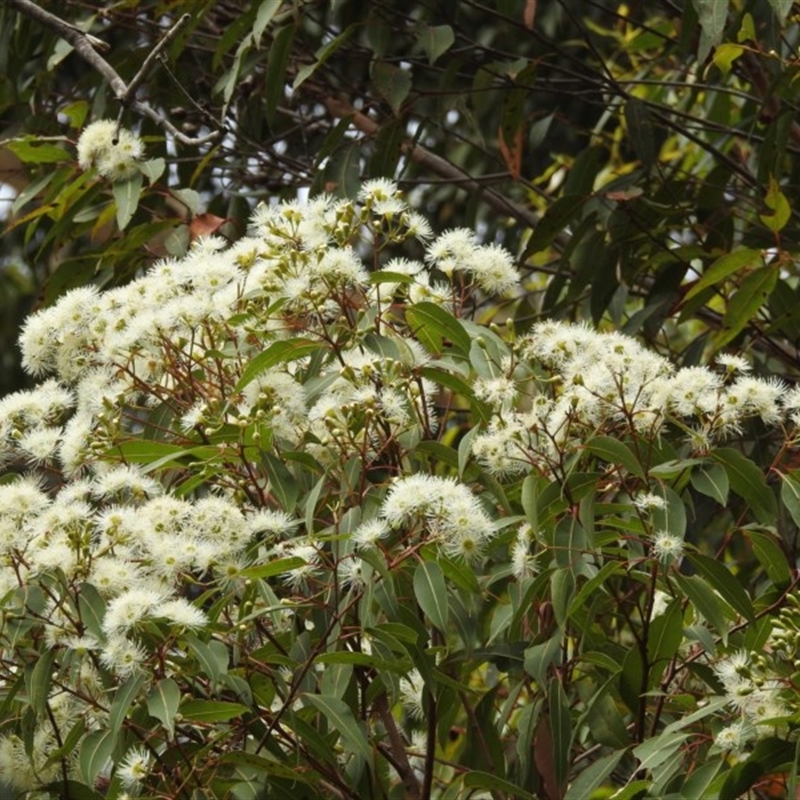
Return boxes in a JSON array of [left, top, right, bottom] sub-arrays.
[[4, 1, 800, 798]]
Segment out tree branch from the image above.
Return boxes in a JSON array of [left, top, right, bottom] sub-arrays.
[[6, 0, 221, 147], [323, 96, 550, 236]]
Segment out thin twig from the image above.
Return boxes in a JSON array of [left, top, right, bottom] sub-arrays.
[[6, 0, 221, 147], [323, 96, 570, 245], [125, 13, 191, 100]]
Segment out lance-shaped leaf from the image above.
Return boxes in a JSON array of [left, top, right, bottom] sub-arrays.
[[304, 694, 372, 762], [413, 560, 449, 633]]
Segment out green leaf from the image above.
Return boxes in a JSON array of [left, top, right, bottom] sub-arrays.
[[78, 583, 107, 641], [712, 447, 776, 524], [7, 137, 72, 163], [237, 556, 305, 580], [179, 699, 249, 723], [761, 174, 791, 233], [406, 301, 472, 356], [634, 731, 691, 771], [565, 749, 626, 800], [691, 463, 729, 505], [113, 171, 142, 231], [684, 248, 761, 302], [674, 574, 729, 640], [186, 634, 230, 683], [326, 140, 363, 197], [253, 0, 281, 47], [647, 599, 683, 665], [139, 157, 165, 184], [147, 677, 181, 737], [781, 471, 800, 528], [261, 451, 299, 512], [371, 61, 412, 115], [26, 649, 56, 718], [235, 339, 320, 392], [625, 97, 656, 169], [419, 24, 455, 64], [584, 436, 646, 480], [293, 26, 354, 90], [109, 440, 218, 469], [79, 729, 116, 786], [524, 632, 562, 687], [526, 195, 585, 254], [768, 0, 794, 22], [719, 736, 795, 800], [687, 553, 754, 622], [692, 0, 729, 63], [567, 561, 622, 618], [551, 567, 575, 629], [413, 560, 449, 633], [109, 674, 147, 734], [713, 264, 778, 350], [265, 25, 296, 124], [744, 527, 791, 587], [59, 100, 90, 129], [651, 486, 686, 538], [304, 694, 372, 762], [712, 42, 744, 74], [462, 771, 537, 799]]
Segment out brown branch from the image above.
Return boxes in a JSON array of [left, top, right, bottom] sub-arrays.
[[6, 0, 221, 147]]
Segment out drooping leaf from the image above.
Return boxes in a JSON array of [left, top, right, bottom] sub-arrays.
[[711, 447, 776, 524], [674, 574, 730, 640], [692, 0, 729, 63], [625, 98, 656, 169], [684, 248, 762, 302], [109, 674, 147, 734], [781, 471, 800, 528], [526, 194, 585, 254], [293, 26, 354, 90], [418, 24, 455, 64], [304, 694, 372, 762], [687, 553, 754, 622], [565, 749, 627, 800], [413, 560, 449, 633], [761, 174, 791, 233], [147, 677, 181, 737], [372, 64, 412, 118], [691, 464, 729, 505], [112, 171, 143, 231], [252, 0, 281, 47], [584, 436, 646, 480], [744, 527, 791, 587], [406, 301, 472, 356], [79, 729, 117, 786], [768, 0, 794, 22], [647, 599, 683, 666]]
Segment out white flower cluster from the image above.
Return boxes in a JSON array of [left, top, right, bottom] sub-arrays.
[[712, 650, 788, 750], [76, 119, 145, 181], [381, 474, 495, 561], [0, 181, 524, 791], [10, 180, 516, 479], [471, 320, 792, 477], [0, 468, 294, 673]]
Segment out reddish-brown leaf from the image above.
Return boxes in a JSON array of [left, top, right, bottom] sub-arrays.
[[523, 0, 537, 30], [189, 213, 227, 241], [498, 124, 524, 180]]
